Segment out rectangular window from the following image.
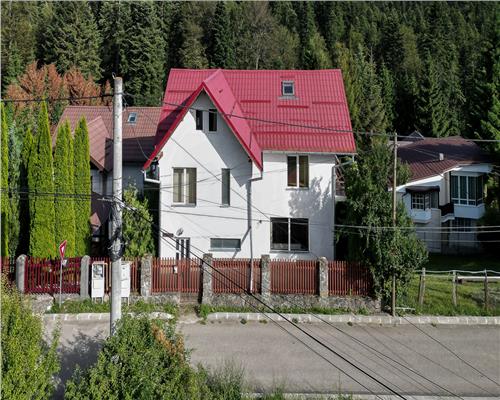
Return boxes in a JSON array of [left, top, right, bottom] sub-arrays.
[[271, 217, 309, 252], [282, 81, 295, 96], [210, 238, 241, 250], [209, 109, 217, 132], [452, 217, 472, 232], [451, 175, 484, 206], [172, 168, 196, 205], [411, 191, 438, 210], [287, 155, 309, 188], [195, 110, 203, 130], [175, 238, 190, 260], [221, 168, 230, 205], [411, 193, 425, 210]]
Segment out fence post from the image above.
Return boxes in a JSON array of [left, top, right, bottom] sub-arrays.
[[452, 270, 457, 307], [140, 255, 152, 298], [484, 269, 489, 311], [418, 267, 426, 306], [318, 257, 328, 298], [15, 255, 26, 293], [201, 253, 213, 305], [80, 255, 90, 299], [261, 255, 271, 300]]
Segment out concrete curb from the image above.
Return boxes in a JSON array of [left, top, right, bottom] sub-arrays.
[[43, 312, 173, 322], [206, 312, 500, 326]]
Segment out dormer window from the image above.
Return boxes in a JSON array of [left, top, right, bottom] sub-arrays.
[[282, 81, 295, 96], [127, 112, 137, 124]]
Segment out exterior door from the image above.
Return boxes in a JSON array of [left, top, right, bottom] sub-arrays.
[[175, 238, 190, 260]]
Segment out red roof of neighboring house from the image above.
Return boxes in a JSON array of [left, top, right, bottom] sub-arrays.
[[398, 137, 492, 182], [57, 106, 161, 170], [145, 69, 355, 170]]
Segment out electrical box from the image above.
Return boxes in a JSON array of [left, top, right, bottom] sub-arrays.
[[121, 261, 130, 299], [91, 262, 105, 301]]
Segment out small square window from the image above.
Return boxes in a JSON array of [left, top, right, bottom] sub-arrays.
[[282, 81, 295, 96], [127, 112, 137, 124]]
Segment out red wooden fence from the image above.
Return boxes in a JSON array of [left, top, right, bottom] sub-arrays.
[[89, 257, 140, 294], [328, 261, 372, 296], [151, 258, 201, 293], [25, 257, 80, 294], [270, 259, 317, 295], [1, 257, 15, 284], [212, 258, 261, 294]]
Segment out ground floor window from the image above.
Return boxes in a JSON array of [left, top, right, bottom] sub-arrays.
[[175, 238, 190, 260], [451, 217, 472, 232], [210, 238, 241, 250], [270, 217, 309, 251]]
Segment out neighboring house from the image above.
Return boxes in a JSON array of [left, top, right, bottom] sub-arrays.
[[397, 136, 493, 254], [56, 105, 161, 253], [143, 69, 356, 260]]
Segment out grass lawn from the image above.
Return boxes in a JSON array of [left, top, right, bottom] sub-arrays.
[[401, 274, 500, 316], [425, 253, 500, 272], [48, 299, 178, 316]]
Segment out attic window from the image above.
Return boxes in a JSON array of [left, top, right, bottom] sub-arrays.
[[282, 81, 295, 96], [127, 112, 137, 124]]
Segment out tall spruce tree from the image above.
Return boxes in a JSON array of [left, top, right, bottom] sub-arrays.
[[73, 118, 91, 256], [54, 122, 75, 257], [29, 103, 56, 258], [209, 2, 235, 68], [41, 1, 102, 79], [18, 127, 33, 255], [1, 104, 9, 256]]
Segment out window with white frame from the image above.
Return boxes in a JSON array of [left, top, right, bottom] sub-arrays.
[[287, 155, 309, 188], [173, 168, 197, 205], [209, 109, 217, 132], [282, 81, 295, 96], [451, 175, 484, 206], [411, 191, 438, 210], [271, 217, 309, 251], [221, 168, 230, 205], [210, 238, 241, 250], [451, 217, 472, 232]]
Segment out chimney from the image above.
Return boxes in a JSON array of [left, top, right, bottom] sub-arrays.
[[439, 153, 444, 161]]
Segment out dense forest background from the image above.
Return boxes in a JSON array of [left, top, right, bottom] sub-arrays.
[[1, 1, 499, 141]]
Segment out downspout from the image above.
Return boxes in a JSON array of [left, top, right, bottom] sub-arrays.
[[332, 156, 355, 260], [247, 171, 263, 293]]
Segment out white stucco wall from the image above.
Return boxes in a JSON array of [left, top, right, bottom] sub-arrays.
[[156, 92, 336, 260]]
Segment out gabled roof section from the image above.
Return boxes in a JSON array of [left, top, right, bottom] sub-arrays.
[[398, 136, 493, 182], [144, 68, 356, 170], [87, 116, 112, 172]]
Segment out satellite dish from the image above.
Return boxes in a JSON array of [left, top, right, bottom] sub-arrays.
[[175, 228, 184, 237]]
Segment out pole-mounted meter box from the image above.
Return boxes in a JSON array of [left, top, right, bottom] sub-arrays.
[[91, 262, 106, 301], [121, 261, 131, 301]]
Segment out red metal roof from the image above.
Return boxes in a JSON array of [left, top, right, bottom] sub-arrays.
[[145, 69, 355, 169], [57, 106, 161, 168], [398, 137, 492, 182]]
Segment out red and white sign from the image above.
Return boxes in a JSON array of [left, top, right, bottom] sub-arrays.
[[59, 240, 67, 260]]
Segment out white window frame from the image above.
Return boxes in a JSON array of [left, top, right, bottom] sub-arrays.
[[287, 154, 309, 188], [127, 112, 137, 123], [210, 238, 241, 251], [270, 217, 309, 252], [451, 174, 484, 206], [172, 167, 197, 205], [282, 81, 295, 96]]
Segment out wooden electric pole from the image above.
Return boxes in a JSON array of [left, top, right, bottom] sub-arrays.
[[391, 133, 398, 317], [110, 77, 123, 335]]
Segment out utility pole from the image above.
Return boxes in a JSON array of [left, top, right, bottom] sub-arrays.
[[110, 77, 123, 335], [391, 133, 398, 317]]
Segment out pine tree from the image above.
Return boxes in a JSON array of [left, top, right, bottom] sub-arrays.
[[54, 122, 76, 257], [41, 1, 102, 79], [18, 127, 33, 255], [29, 103, 56, 258], [73, 118, 91, 256], [209, 2, 235, 68], [123, 186, 155, 257], [296, 2, 330, 69], [1, 104, 9, 256], [380, 64, 396, 130]]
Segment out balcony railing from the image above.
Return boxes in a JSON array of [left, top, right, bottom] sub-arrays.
[[439, 202, 454, 217]]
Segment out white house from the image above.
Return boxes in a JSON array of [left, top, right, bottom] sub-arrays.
[[397, 136, 493, 253], [143, 69, 356, 260]]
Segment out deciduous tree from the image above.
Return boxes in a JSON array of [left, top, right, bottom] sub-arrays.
[[1, 104, 9, 256]]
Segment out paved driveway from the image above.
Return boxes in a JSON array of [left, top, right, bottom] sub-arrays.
[[44, 317, 500, 398]]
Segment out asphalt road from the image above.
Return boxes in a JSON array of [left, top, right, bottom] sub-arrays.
[[44, 318, 500, 398]]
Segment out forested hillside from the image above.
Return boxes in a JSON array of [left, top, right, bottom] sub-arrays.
[[1, 1, 499, 141]]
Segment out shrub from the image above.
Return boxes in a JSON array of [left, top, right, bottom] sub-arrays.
[[1, 277, 60, 399], [64, 316, 210, 399]]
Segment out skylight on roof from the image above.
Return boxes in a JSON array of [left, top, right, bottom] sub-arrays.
[[281, 81, 295, 97], [127, 112, 137, 124]]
